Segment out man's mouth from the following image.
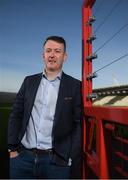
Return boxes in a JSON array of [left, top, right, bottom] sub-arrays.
[[48, 60, 56, 63]]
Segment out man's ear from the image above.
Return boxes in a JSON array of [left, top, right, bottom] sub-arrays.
[[64, 53, 68, 62], [42, 53, 45, 59]]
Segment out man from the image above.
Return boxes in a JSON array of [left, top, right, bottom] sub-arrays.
[[8, 36, 82, 179]]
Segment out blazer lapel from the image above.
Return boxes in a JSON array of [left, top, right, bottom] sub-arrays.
[[53, 72, 67, 128], [26, 73, 42, 121]]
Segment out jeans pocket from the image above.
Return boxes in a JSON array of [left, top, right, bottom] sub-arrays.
[[10, 150, 23, 159], [10, 154, 20, 159]]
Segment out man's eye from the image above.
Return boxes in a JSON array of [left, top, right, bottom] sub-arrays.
[[46, 49, 51, 53], [55, 50, 61, 53]]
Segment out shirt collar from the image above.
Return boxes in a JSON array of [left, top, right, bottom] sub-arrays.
[[42, 69, 62, 81]]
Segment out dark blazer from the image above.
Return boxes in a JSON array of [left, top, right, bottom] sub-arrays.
[[8, 72, 82, 178]]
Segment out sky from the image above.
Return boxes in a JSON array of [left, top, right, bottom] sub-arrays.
[[92, 0, 128, 89], [0, 0, 128, 92]]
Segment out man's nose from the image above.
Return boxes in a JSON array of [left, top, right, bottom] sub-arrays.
[[49, 51, 55, 57]]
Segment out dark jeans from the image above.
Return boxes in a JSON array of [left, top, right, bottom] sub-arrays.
[[9, 149, 70, 179]]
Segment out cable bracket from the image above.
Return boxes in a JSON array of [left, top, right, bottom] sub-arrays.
[[87, 34, 96, 43], [87, 93, 98, 100], [86, 53, 97, 61], [86, 72, 98, 80], [86, 16, 96, 26]]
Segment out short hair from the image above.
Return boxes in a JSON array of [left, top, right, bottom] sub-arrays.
[[43, 36, 66, 52]]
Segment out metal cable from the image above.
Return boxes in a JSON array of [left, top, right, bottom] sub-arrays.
[[94, 52, 128, 73], [94, 22, 128, 53], [94, 0, 121, 33], [93, 0, 103, 16]]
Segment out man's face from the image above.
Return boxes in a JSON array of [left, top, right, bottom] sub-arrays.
[[43, 40, 67, 72]]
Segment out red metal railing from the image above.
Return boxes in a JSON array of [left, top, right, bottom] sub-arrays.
[[82, 0, 128, 179]]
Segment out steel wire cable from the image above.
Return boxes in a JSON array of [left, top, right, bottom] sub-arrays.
[[94, 21, 128, 54], [94, 52, 128, 73], [93, 0, 103, 16], [94, 0, 121, 33]]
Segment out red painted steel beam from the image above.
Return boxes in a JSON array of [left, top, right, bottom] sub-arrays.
[[82, 0, 96, 107], [84, 106, 128, 178], [83, 0, 96, 8], [82, 1, 96, 179], [84, 106, 128, 125]]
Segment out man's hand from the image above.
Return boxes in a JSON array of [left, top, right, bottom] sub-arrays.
[[9, 151, 19, 158]]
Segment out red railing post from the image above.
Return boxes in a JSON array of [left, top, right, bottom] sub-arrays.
[[82, 0, 96, 179], [82, 0, 96, 107]]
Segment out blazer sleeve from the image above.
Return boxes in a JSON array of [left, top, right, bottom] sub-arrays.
[[7, 77, 26, 151], [70, 81, 82, 178]]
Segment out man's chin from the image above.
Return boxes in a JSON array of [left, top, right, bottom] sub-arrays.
[[47, 67, 57, 72]]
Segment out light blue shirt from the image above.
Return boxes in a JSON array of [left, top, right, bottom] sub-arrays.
[[21, 71, 61, 150]]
